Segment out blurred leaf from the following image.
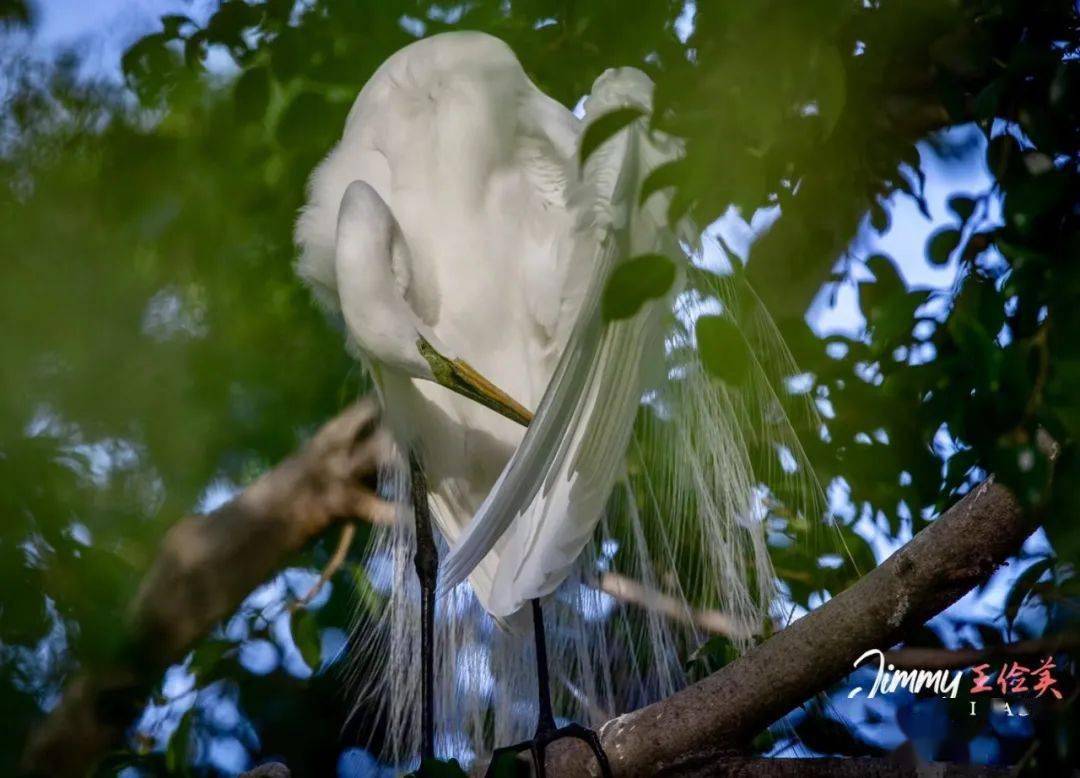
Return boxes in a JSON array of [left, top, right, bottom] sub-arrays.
[[948, 313, 998, 388], [166, 709, 195, 774], [0, 0, 30, 23], [160, 14, 193, 38], [1004, 557, 1054, 635], [696, 315, 750, 385], [121, 33, 176, 103], [601, 254, 676, 321], [1046, 445, 1080, 564], [861, 254, 906, 320], [947, 195, 976, 225], [234, 65, 272, 121], [813, 44, 847, 137], [865, 254, 904, 291], [639, 158, 687, 207], [986, 133, 1023, 184], [869, 200, 890, 233], [972, 79, 1003, 121], [927, 228, 961, 266], [275, 90, 332, 148], [579, 107, 645, 167], [291, 608, 322, 672], [685, 634, 739, 681], [189, 638, 236, 685]]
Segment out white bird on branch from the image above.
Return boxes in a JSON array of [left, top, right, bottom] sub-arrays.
[[295, 30, 815, 775]]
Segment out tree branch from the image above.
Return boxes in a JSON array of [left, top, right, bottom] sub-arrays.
[[626, 755, 1008, 778], [24, 404, 1042, 778], [595, 571, 756, 640], [22, 399, 393, 777], [550, 478, 1037, 776], [885, 633, 1080, 672]]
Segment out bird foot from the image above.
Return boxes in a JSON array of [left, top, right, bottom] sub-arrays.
[[484, 722, 612, 778]]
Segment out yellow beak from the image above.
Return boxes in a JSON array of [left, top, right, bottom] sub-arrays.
[[446, 358, 534, 427], [417, 338, 533, 427]]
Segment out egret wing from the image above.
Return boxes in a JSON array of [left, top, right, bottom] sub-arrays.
[[439, 70, 684, 615]]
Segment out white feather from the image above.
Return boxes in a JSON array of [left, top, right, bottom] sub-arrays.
[[296, 33, 817, 768], [438, 68, 683, 616]]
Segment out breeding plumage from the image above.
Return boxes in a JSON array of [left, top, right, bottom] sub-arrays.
[[295, 31, 813, 768]]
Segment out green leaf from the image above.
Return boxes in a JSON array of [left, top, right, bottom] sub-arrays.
[[166, 709, 195, 774], [813, 44, 847, 137], [1046, 446, 1080, 565], [972, 79, 1003, 121], [0, 0, 30, 24], [160, 14, 193, 38], [275, 91, 331, 147], [685, 635, 739, 681], [234, 65, 271, 120], [579, 107, 645, 168], [638, 158, 687, 206], [189, 638, 235, 684], [290, 608, 322, 672], [1004, 557, 1054, 635], [947, 195, 976, 224], [926, 228, 961, 266], [986, 133, 1023, 184], [948, 313, 998, 388], [860, 254, 905, 321], [865, 254, 904, 294], [696, 315, 750, 385], [121, 33, 175, 103], [184, 30, 207, 70], [869, 200, 890, 233], [601, 254, 676, 321]]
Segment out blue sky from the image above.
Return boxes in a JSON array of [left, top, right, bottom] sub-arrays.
[[22, 0, 217, 79]]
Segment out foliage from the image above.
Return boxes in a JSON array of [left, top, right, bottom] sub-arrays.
[[1, 0, 1078, 774]]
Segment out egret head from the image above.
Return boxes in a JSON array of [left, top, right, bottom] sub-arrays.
[[298, 178, 532, 428]]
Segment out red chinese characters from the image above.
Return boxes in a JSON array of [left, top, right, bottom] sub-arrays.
[[969, 657, 1063, 699]]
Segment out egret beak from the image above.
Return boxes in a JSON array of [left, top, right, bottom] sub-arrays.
[[418, 339, 533, 427]]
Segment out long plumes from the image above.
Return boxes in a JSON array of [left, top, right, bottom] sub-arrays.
[[343, 268, 825, 768]]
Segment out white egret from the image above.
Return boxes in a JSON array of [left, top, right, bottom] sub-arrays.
[[295, 30, 814, 774]]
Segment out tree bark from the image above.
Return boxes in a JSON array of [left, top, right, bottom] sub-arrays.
[[243, 755, 1011, 778], [549, 479, 1036, 776], [23, 407, 1041, 778], [22, 399, 392, 777]]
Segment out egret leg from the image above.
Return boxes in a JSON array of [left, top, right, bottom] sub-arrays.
[[485, 599, 613, 777], [409, 452, 438, 766]]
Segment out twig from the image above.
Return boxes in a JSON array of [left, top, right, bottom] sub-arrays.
[[595, 571, 759, 640], [885, 632, 1080, 671], [289, 522, 359, 613]]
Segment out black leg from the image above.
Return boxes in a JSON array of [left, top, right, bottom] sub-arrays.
[[531, 599, 557, 736], [485, 599, 613, 778], [409, 452, 438, 765]]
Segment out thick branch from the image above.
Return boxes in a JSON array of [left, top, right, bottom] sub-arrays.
[[22, 399, 392, 777], [255, 755, 1006, 778], [635, 755, 1007, 778], [551, 478, 1037, 776]]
